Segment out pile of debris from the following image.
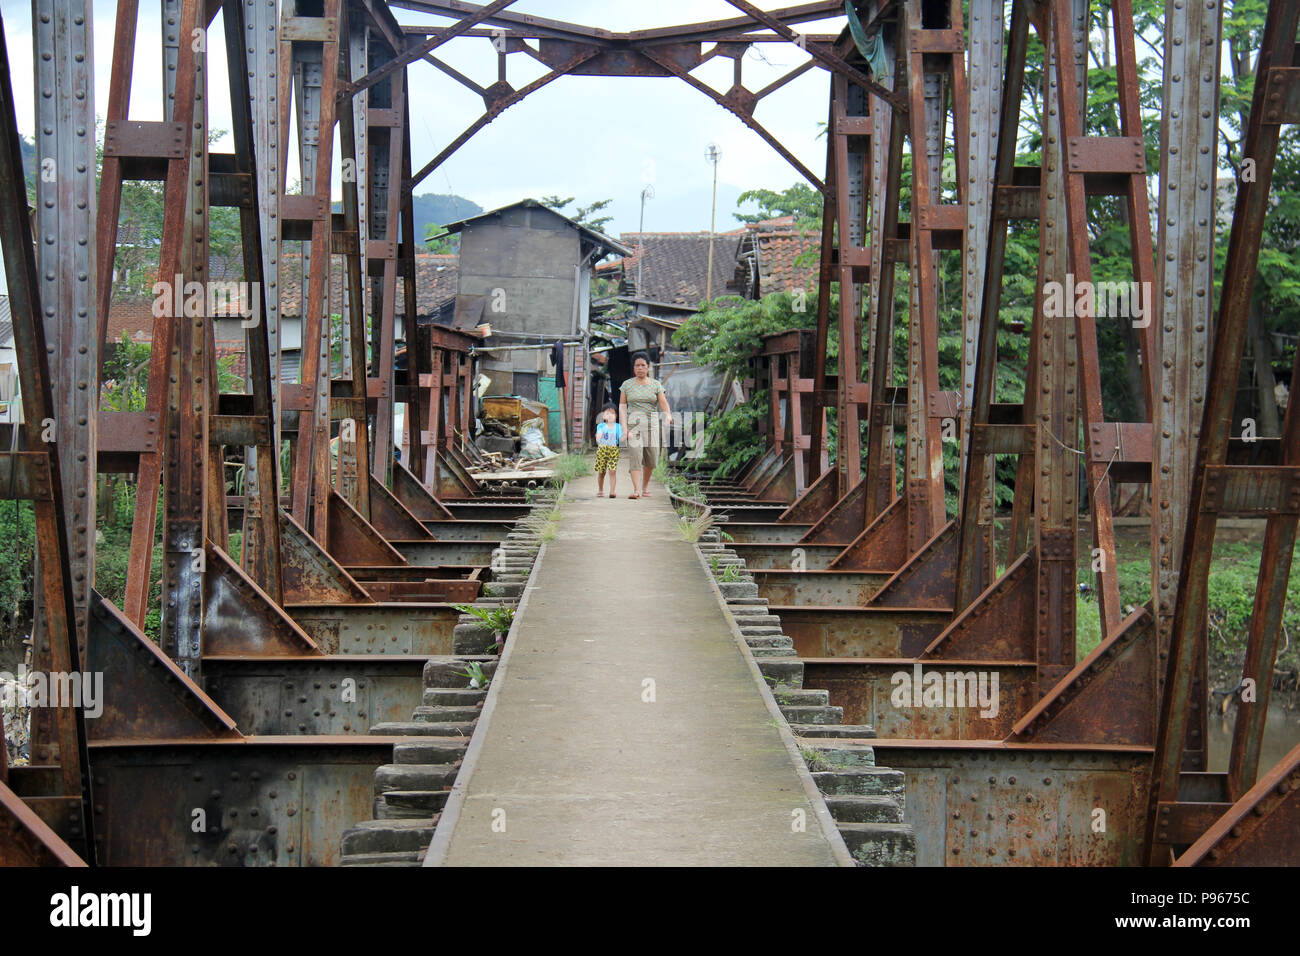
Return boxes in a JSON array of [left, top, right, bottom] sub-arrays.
[[476, 396, 554, 458], [467, 395, 559, 487]]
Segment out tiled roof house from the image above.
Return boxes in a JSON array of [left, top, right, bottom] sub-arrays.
[[598, 216, 819, 307]]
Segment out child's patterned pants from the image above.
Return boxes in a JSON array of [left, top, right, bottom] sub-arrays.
[[595, 445, 619, 473]]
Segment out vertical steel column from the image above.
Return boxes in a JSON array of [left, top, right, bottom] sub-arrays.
[[901, 0, 967, 548], [399, 105, 430, 482], [1032, 0, 1087, 682], [160, 0, 211, 675], [32, 0, 98, 653], [336, 12, 369, 510], [244, 0, 284, 585], [1147, 0, 1300, 861], [367, 55, 406, 482], [829, 71, 868, 486], [225, 0, 285, 603], [420, 341, 444, 480], [99, 0, 202, 630], [807, 84, 836, 491], [0, 5, 94, 858], [864, 17, 901, 520], [283, 0, 342, 542], [961, 0, 1003, 580], [335, 12, 373, 518], [955, 0, 1031, 612], [1049, 0, 1160, 638], [1153, 0, 1221, 763]]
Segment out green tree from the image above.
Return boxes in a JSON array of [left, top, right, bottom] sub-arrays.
[[422, 223, 459, 254], [673, 290, 822, 475], [101, 333, 152, 411], [734, 183, 824, 228], [538, 195, 615, 233]]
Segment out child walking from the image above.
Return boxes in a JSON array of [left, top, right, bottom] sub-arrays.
[[594, 403, 622, 498]]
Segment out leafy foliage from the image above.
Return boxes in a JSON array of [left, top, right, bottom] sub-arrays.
[[459, 660, 490, 690], [452, 603, 515, 636], [734, 183, 824, 228], [0, 502, 35, 647], [538, 195, 614, 233], [422, 223, 459, 254], [673, 289, 820, 477], [673, 291, 820, 378]]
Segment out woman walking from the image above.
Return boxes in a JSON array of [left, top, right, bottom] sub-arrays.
[[619, 351, 671, 499]]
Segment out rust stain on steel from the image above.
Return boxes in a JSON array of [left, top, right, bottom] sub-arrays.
[[286, 603, 461, 655], [419, 519, 514, 541], [1013, 609, 1157, 748], [390, 463, 455, 520], [780, 467, 839, 524], [802, 659, 1036, 739], [395, 541, 499, 567], [732, 543, 842, 569], [279, 511, 374, 605], [0, 782, 86, 867], [719, 523, 811, 545], [86, 593, 240, 742], [774, 606, 950, 658], [1, 7, 95, 850], [919, 550, 1038, 662], [1174, 742, 1300, 867], [1147, 0, 1300, 863], [807, 428, 871, 546], [203, 547, 321, 658], [358, 579, 482, 603], [872, 743, 1150, 866], [326, 490, 407, 566], [203, 657, 426, 736], [866, 521, 960, 609], [829, 496, 909, 571], [752, 570, 891, 606], [88, 740, 393, 866]]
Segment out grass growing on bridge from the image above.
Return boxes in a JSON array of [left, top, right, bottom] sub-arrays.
[[453, 603, 515, 637], [678, 511, 717, 544], [518, 493, 566, 542], [546, 454, 591, 486]]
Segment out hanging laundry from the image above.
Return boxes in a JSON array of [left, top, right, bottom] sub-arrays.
[[550, 340, 566, 389]]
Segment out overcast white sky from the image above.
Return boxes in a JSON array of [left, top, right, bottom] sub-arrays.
[[0, 1, 838, 297]]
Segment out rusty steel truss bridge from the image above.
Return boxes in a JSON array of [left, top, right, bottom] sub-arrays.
[[0, 0, 1297, 867]]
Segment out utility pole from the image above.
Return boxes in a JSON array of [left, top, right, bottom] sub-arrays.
[[637, 184, 654, 297], [705, 143, 720, 301]]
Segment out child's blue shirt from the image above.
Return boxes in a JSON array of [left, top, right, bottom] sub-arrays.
[[596, 422, 623, 446]]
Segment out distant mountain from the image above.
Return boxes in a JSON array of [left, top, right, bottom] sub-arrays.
[[413, 193, 482, 243], [329, 192, 479, 250]]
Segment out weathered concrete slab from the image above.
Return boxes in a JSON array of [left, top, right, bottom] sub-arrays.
[[430, 476, 843, 866]]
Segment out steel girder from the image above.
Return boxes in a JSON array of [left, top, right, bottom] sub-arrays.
[[93, 0, 295, 679], [779, 1, 968, 585], [0, 2, 96, 861], [2, 0, 1294, 870], [726, 1, 1264, 867], [1146, 0, 1300, 866], [12, 0, 488, 865]]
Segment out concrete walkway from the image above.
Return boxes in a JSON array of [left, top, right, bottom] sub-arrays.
[[431, 472, 840, 866]]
